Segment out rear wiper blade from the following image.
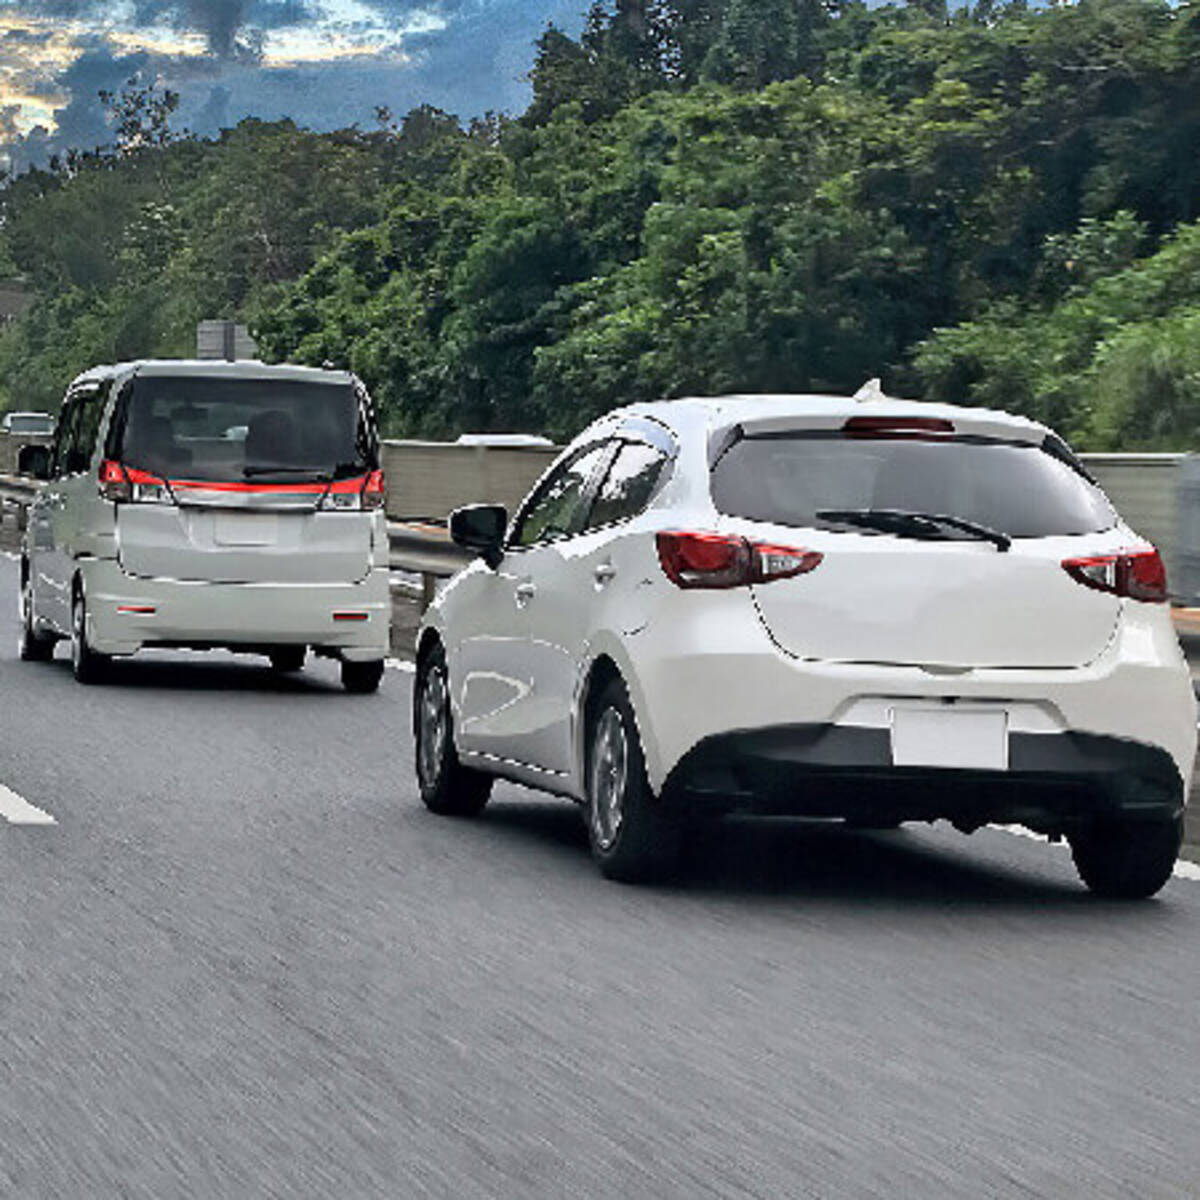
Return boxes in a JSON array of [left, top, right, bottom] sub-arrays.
[[816, 508, 1011, 553], [243, 465, 332, 481]]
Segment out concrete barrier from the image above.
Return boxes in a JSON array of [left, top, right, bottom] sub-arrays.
[[380, 440, 559, 521], [0, 432, 52, 475]]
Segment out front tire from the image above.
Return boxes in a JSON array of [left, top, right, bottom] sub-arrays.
[[414, 646, 492, 816], [19, 569, 54, 663], [586, 678, 679, 883], [1069, 816, 1182, 899], [71, 586, 110, 685], [341, 658, 384, 694]]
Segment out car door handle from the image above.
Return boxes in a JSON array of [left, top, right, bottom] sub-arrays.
[[593, 563, 617, 585], [515, 582, 537, 607]]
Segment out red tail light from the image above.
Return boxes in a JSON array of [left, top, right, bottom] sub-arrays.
[[656, 531, 822, 589], [1062, 547, 1167, 603], [99, 460, 173, 505], [362, 469, 386, 511]]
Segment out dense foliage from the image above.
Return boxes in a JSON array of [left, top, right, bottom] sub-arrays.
[[4, 0, 1200, 447]]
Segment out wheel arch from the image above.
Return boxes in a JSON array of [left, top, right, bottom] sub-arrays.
[[574, 644, 664, 797]]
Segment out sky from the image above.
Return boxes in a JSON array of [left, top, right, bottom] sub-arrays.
[[0, 0, 589, 170]]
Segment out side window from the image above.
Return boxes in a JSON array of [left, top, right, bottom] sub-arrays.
[[509, 443, 612, 549], [50, 400, 79, 479], [68, 387, 106, 474], [585, 442, 667, 530]]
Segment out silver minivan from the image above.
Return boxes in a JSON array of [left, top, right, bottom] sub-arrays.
[[18, 360, 391, 691]]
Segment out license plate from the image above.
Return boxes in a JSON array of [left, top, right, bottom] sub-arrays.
[[890, 706, 1008, 771], [213, 512, 280, 546]]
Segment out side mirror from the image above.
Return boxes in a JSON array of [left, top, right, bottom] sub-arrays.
[[450, 503, 508, 569], [16, 444, 50, 481]]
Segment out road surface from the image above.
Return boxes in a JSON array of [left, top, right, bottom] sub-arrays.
[[2, 553, 1200, 1197]]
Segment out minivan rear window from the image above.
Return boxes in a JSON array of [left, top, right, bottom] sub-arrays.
[[110, 376, 373, 483], [711, 434, 1115, 538]]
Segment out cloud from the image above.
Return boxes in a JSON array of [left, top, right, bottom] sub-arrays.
[[0, 0, 589, 168]]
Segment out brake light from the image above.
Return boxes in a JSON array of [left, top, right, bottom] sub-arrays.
[[1062, 547, 1167, 603], [99, 460, 172, 504], [656, 531, 822, 589], [843, 416, 954, 438]]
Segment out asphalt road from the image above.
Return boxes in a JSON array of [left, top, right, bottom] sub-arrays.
[[4, 552, 1200, 1198]]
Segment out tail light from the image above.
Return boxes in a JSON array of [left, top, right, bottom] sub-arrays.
[[1062, 547, 1167, 603], [99, 460, 172, 505], [843, 416, 954, 438], [320, 470, 387, 511], [362, 469, 386, 511], [656, 531, 822, 589]]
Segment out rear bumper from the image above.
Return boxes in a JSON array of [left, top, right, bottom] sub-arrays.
[[81, 558, 390, 660], [666, 724, 1184, 833]]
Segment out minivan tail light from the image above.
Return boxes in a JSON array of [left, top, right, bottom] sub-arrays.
[[1062, 547, 1167, 603], [362, 469, 386, 511], [656, 531, 822, 589], [100, 461, 173, 505]]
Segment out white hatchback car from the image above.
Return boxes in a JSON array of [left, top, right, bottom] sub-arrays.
[[19, 360, 391, 691], [414, 394, 1196, 897]]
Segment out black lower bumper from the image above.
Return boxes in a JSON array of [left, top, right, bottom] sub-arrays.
[[665, 724, 1184, 833]]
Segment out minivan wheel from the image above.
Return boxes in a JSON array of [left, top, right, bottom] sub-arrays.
[[19, 571, 54, 663], [415, 647, 492, 816], [586, 678, 679, 883], [1069, 816, 1182, 899], [341, 658, 384, 694], [269, 647, 306, 673], [71, 587, 110, 685]]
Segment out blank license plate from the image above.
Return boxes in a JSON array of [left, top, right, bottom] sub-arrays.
[[213, 513, 280, 546], [890, 707, 1008, 771]]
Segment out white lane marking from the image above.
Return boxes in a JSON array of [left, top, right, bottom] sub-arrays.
[[996, 823, 1199, 881], [386, 658, 415, 673], [0, 551, 17, 561], [0, 784, 56, 825]]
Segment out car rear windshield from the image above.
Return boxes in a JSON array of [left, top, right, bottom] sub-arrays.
[[711, 433, 1116, 538], [110, 376, 373, 483]]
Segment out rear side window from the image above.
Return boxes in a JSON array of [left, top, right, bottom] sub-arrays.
[[711, 435, 1116, 538], [585, 442, 666, 530], [111, 376, 373, 483]]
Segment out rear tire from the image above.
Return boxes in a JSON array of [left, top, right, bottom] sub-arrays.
[[415, 645, 492, 816], [71, 586, 110, 685], [341, 658, 384, 694], [1069, 816, 1182, 899], [19, 570, 54, 663], [586, 678, 680, 883], [269, 646, 306, 673]]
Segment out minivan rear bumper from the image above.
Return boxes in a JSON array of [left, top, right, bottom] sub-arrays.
[[665, 724, 1184, 834], [81, 558, 390, 660]]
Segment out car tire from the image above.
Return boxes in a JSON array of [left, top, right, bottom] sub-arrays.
[[341, 658, 384, 694], [414, 645, 492, 816], [586, 678, 680, 883], [269, 647, 306, 673], [1069, 816, 1182, 899], [71, 586, 110, 685], [19, 569, 54, 663]]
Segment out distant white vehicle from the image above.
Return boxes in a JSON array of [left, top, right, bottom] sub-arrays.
[[2, 411, 54, 436], [455, 433, 553, 447], [18, 359, 390, 693]]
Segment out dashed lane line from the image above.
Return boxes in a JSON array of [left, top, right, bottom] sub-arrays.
[[0, 783, 56, 825]]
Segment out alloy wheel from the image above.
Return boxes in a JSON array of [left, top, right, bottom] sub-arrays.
[[418, 665, 449, 786], [589, 707, 629, 852]]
